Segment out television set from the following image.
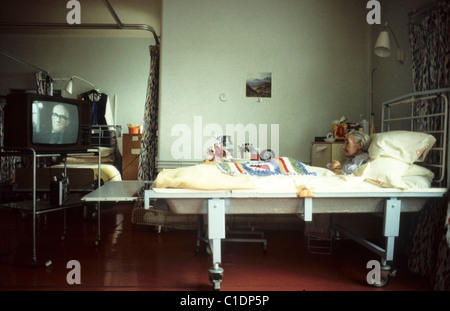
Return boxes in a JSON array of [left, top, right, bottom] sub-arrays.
[[4, 93, 93, 153]]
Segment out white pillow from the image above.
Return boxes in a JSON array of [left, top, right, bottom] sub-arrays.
[[403, 164, 434, 181], [354, 156, 410, 189], [368, 131, 436, 164], [402, 176, 432, 189]]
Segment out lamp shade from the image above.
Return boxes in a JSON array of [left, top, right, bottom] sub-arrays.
[[374, 30, 391, 57], [64, 79, 73, 94]]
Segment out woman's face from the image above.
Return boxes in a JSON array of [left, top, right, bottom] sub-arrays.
[[343, 134, 362, 158]]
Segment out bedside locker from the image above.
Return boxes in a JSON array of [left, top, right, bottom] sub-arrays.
[[311, 142, 347, 168], [122, 133, 143, 180]]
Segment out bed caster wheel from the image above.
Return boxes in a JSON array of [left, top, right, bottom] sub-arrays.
[[372, 265, 394, 288], [209, 273, 223, 291], [211, 280, 221, 291], [209, 265, 224, 291]]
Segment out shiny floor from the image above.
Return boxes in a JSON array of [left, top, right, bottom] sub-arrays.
[[0, 203, 433, 292]]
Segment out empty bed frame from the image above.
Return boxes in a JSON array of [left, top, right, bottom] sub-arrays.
[[145, 88, 450, 290]]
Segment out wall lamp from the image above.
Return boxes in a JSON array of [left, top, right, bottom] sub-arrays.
[[53, 76, 98, 94], [64, 76, 98, 94], [374, 22, 404, 64]]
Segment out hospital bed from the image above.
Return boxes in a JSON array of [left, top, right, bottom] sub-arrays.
[[150, 88, 449, 290]]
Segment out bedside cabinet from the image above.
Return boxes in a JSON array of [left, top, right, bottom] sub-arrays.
[[311, 142, 347, 168], [122, 133, 143, 180]]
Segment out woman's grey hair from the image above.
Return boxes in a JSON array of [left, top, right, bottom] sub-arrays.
[[347, 129, 370, 151]]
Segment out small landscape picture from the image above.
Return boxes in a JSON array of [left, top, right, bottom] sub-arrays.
[[246, 72, 272, 98]]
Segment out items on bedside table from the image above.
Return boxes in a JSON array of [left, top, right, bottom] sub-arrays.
[[329, 115, 373, 141]]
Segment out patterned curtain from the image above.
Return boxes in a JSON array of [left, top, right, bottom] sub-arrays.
[[409, 4, 449, 151], [138, 45, 160, 182], [0, 72, 53, 188], [0, 97, 16, 185], [407, 4, 450, 291]]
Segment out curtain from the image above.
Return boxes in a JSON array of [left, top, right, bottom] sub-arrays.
[[0, 72, 53, 185], [409, 5, 449, 91], [138, 44, 160, 182], [0, 97, 15, 185], [407, 4, 450, 291], [409, 4, 449, 137]]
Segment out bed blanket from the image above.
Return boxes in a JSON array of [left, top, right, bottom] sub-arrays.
[[215, 157, 317, 177], [153, 160, 364, 191], [153, 156, 434, 191]]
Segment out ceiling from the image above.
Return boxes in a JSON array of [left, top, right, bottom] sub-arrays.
[[0, 0, 161, 40]]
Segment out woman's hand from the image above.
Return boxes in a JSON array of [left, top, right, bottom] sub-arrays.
[[330, 160, 342, 174]]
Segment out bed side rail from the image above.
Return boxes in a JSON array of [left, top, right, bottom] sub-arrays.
[[381, 88, 450, 185], [91, 125, 122, 148]]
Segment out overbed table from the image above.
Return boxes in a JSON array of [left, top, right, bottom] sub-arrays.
[[82, 180, 148, 202], [82, 180, 150, 245]]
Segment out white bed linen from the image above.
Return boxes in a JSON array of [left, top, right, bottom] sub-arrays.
[[153, 162, 432, 194]]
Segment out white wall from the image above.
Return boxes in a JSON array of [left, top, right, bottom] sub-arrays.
[[159, 0, 370, 162]]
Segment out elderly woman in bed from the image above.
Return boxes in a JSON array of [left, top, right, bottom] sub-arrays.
[[329, 130, 370, 175]]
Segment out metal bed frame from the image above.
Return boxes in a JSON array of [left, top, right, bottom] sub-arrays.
[[382, 87, 450, 185], [144, 188, 446, 290]]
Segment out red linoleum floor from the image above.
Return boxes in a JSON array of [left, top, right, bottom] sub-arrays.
[[0, 203, 434, 293]]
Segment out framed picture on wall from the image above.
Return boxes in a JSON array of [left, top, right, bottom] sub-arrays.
[[246, 72, 272, 98]]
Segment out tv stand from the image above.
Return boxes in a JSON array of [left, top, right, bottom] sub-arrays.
[[0, 147, 102, 266]]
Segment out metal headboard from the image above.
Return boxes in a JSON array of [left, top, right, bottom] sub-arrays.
[[381, 87, 450, 186], [91, 125, 122, 149]]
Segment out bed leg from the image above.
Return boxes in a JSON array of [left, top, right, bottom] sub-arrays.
[[369, 198, 401, 287], [304, 197, 312, 221], [383, 198, 401, 262], [207, 199, 226, 290]]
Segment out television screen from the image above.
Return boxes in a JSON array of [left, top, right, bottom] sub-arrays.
[[4, 93, 92, 153], [32, 100, 80, 145]]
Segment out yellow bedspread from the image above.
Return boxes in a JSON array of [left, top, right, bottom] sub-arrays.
[[154, 162, 364, 192], [154, 159, 434, 192], [155, 163, 256, 190]]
